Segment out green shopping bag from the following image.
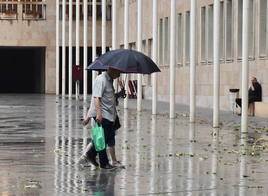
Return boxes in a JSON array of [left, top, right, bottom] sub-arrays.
[[91, 123, 106, 151]]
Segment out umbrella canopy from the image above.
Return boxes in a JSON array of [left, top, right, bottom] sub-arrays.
[[87, 49, 161, 74]]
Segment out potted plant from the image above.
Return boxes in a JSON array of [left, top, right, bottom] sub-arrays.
[[1, 9, 17, 19], [24, 10, 39, 19]]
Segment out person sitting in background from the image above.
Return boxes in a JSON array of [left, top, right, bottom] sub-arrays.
[[235, 76, 262, 114]]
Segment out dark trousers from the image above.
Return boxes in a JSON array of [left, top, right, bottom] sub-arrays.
[[86, 118, 115, 167], [235, 98, 255, 108]]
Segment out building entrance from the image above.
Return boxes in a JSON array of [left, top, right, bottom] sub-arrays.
[[0, 47, 45, 93]]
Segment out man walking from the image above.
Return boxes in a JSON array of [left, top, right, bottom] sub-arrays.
[[85, 67, 124, 169]]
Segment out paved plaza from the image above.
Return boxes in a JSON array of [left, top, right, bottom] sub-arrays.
[[0, 95, 268, 195]]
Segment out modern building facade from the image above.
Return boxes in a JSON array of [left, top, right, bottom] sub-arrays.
[[0, 0, 112, 94], [117, 0, 268, 111], [1, 0, 267, 111]]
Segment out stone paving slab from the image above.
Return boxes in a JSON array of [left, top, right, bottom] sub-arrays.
[[0, 95, 268, 195]]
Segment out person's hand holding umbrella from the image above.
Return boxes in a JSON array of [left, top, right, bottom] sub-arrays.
[[116, 80, 126, 98], [116, 88, 126, 99]]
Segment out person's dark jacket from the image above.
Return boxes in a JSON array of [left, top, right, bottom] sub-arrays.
[[248, 82, 262, 102]]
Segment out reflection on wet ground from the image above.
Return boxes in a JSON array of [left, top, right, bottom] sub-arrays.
[[1, 95, 268, 195]]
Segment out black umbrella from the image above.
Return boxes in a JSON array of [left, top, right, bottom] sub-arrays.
[[87, 49, 161, 74]]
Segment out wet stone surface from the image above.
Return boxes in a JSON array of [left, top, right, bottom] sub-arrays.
[[0, 95, 268, 195]]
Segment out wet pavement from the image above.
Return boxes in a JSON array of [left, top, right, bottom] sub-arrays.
[[1, 94, 268, 195]]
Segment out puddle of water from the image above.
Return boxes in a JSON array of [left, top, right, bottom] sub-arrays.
[[0, 95, 268, 195]]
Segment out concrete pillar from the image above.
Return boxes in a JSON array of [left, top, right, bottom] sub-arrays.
[[75, 0, 80, 99], [170, 0, 176, 119], [213, 0, 220, 127], [152, 0, 158, 115], [241, 0, 249, 133], [123, 0, 129, 109], [112, 0, 119, 93], [102, 0, 106, 54], [92, 0, 97, 87], [83, 0, 88, 101], [137, 0, 142, 112], [112, 0, 117, 50], [62, 0, 66, 96], [68, 0, 73, 99], [56, 0, 60, 95], [190, 0, 196, 122]]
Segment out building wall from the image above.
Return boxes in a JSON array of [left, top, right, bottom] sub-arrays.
[[117, 0, 268, 111], [0, 0, 112, 93]]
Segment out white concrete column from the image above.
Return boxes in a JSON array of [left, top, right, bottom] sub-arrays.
[[137, 0, 142, 112], [68, 0, 73, 99], [213, 0, 220, 127], [112, 0, 119, 93], [241, 0, 249, 133], [92, 0, 97, 87], [112, 0, 117, 50], [102, 0, 106, 54], [170, 0, 176, 119], [123, 0, 129, 109], [75, 0, 80, 99], [56, 0, 60, 95], [152, 0, 158, 115], [83, 0, 88, 101], [190, 0, 196, 122], [62, 0, 66, 96]]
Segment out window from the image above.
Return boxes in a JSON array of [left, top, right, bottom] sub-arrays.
[[147, 39, 152, 86], [176, 13, 183, 66], [201, 3, 224, 64], [225, 0, 233, 61], [159, 18, 164, 65], [248, 0, 254, 59], [200, 6, 206, 63], [0, 0, 46, 20], [142, 40, 146, 54], [63, 0, 111, 21], [219, 2, 224, 61], [0, 0, 18, 20], [129, 42, 136, 50], [207, 4, 213, 63], [259, 0, 267, 57], [164, 17, 169, 65], [237, 0, 254, 59], [141, 40, 147, 85], [185, 11, 190, 65], [22, 0, 46, 20]]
